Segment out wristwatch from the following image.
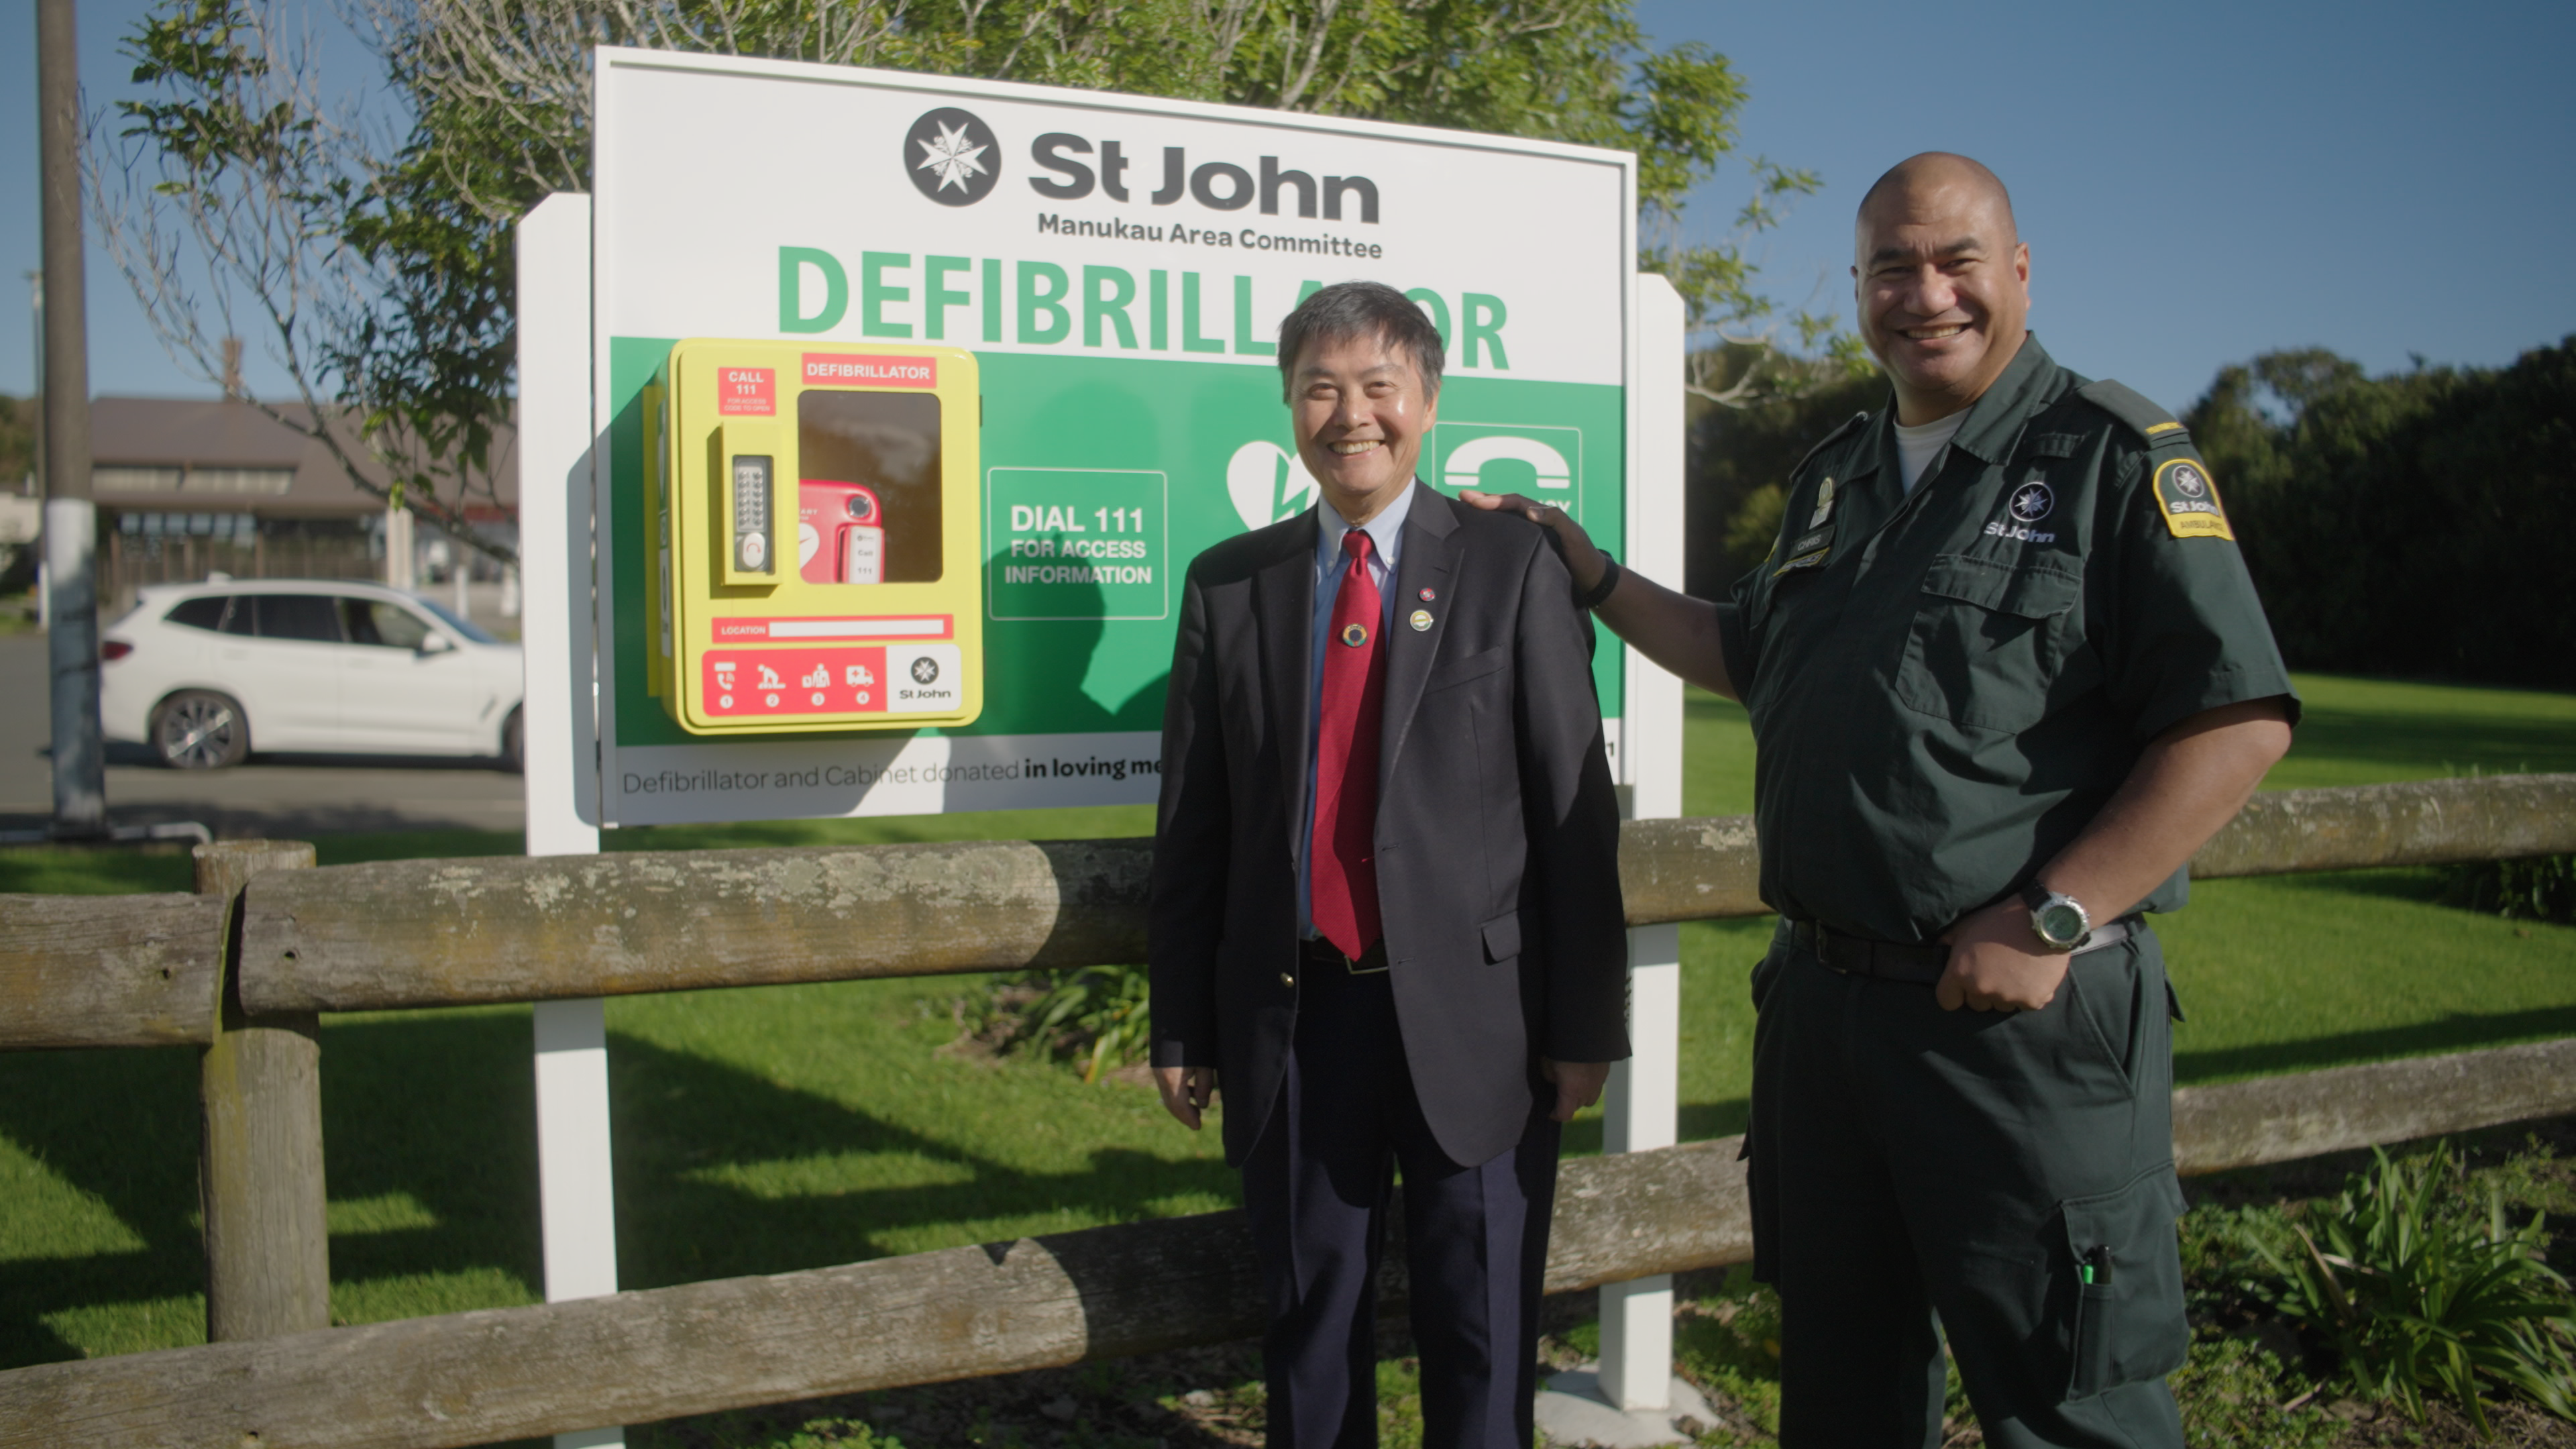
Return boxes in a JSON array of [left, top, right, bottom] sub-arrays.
[[2021, 883, 2092, 952]]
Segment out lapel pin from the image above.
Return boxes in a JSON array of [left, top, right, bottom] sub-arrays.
[[1409, 609, 1434, 632], [1418, 587, 1436, 602], [1341, 623, 1369, 647]]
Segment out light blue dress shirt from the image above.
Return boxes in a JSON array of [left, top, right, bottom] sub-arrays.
[[1298, 480, 1416, 941]]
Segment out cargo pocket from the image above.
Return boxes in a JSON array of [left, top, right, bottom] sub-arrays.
[[1896, 554, 2097, 733], [2061, 1165, 2190, 1401]]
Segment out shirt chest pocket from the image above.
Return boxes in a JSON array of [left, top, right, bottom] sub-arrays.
[[1896, 554, 2099, 733]]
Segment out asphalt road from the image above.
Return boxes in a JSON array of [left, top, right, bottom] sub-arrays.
[[0, 631, 528, 841]]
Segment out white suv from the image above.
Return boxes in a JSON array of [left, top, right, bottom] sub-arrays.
[[101, 580, 526, 770]]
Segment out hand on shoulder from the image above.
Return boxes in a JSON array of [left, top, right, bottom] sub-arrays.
[[1458, 490, 1609, 594]]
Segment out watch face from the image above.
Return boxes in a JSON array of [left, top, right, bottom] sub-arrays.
[[2038, 902, 2088, 946]]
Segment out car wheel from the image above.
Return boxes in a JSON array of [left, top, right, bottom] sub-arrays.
[[153, 690, 250, 769], [502, 706, 525, 774]]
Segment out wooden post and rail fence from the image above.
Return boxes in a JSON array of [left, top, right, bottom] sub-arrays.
[[3, 773, 2573, 1447]]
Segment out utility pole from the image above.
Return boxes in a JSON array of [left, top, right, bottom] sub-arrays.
[[38, 0, 107, 838], [23, 272, 39, 491], [27, 272, 44, 625]]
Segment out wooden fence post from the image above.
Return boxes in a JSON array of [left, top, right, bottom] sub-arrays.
[[195, 840, 329, 1341]]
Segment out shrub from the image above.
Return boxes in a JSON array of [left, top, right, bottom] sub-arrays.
[[2243, 1143, 2576, 1437], [2442, 853, 2576, 926], [2169, 1330, 2341, 1449], [959, 964, 1152, 1083]]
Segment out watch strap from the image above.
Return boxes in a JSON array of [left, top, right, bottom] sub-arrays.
[[1574, 553, 1622, 610]]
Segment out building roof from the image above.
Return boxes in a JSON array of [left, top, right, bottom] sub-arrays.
[[88, 396, 519, 521]]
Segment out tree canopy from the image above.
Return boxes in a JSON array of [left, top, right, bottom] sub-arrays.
[[2188, 338, 2576, 689], [101, 0, 1839, 555]]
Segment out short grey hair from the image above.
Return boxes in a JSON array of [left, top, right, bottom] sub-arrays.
[[1276, 281, 1444, 400]]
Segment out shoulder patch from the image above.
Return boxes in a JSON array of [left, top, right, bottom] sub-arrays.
[[2076, 379, 2190, 445], [2151, 457, 2235, 541]]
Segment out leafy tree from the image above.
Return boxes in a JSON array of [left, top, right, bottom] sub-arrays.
[[2188, 338, 2576, 688], [99, 0, 1841, 559], [0, 395, 34, 492], [1684, 358, 1884, 596], [91, 0, 512, 553]]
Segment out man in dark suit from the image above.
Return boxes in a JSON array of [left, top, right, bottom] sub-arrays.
[[1150, 281, 1631, 1449]]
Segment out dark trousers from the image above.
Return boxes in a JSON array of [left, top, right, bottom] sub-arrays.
[[1747, 920, 2190, 1449], [1242, 957, 1560, 1449]]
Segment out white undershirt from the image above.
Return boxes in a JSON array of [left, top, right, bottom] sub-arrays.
[[1894, 411, 1968, 494]]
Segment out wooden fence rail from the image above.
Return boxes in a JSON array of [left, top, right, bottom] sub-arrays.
[[7, 1036, 2573, 1449], [1, 771, 2572, 1446], [6, 774, 2571, 1040]]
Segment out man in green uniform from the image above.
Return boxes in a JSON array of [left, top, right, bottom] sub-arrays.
[[1467, 152, 2297, 1446]]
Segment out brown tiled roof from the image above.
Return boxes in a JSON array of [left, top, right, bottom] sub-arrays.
[[88, 396, 519, 519]]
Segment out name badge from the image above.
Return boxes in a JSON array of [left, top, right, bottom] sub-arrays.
[[1772, 523, 1835, 576]]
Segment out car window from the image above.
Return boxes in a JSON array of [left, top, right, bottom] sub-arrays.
[[253, 594, 344, 643], [340, 598, 434, 649], [164, 596, 231, 633], [411, 596, 500, 644]]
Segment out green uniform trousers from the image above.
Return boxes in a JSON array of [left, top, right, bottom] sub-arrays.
[[1746, 920, 2190, 1448]]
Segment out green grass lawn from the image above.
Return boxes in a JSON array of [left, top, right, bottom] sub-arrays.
[[1, 672, 2571, 1379], [1663, 673, 2576, 1141]]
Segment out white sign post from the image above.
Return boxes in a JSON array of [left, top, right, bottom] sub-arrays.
[[1598, 274, 1687, 1413], [517, 192, 623, 1449]]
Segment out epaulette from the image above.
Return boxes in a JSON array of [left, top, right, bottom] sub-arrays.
[[1788, 411, 1872, 481], [2074, 379, 2191, 446]]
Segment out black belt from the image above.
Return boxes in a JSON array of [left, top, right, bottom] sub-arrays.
[[1301, 937, 1389, 974], [1788, 916, 2141, 985]]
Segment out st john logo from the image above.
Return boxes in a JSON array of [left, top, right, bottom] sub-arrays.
[[906, 108, 1000, 206]]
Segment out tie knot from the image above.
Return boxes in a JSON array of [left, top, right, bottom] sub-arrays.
[[1344, 529, 1374, 565]]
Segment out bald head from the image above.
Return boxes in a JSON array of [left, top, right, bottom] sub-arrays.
[[1849, 152, 2032, 423], [1856, 152, 2018, 264]]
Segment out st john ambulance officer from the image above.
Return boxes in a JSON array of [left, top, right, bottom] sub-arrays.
[[1468, 154, 2298, 1447]]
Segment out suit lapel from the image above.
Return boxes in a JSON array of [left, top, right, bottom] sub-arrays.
[[1379, 487, 1462, 786], [1255, 510, 1319, 865]]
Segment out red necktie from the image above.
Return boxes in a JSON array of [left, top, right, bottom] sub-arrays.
[[1311, 528, 1387, 961]]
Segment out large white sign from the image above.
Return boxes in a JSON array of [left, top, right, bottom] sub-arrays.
[[592, 47, 1638, 826]]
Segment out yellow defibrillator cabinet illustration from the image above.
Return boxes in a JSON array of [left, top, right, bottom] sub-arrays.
[[645, 339, 983, 735]]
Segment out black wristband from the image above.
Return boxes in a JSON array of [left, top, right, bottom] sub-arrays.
[[1573, 553, 1622, 610]]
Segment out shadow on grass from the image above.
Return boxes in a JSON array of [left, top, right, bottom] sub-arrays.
[[2288, 704, 2576, 777], [2241, 867, 2445, 904], [0, 1012, 545, 1370], [0, 1007, 1236, 1371], [2174, 1004, 2576, 1085], [0, 1044, 203, 1367], [606, 1031, 1236, 1291]]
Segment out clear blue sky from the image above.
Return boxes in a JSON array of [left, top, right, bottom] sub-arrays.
[[1633, 0, 2576, 409], [6, 0, 2572, 413]]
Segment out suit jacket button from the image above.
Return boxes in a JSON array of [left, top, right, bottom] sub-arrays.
[[1279, 972, 1295, 987]]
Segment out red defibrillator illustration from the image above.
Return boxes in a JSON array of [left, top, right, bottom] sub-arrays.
[[798, 479, 885, 585]]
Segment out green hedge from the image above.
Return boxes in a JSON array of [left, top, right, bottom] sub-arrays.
[[2188, 339, 2576, 690]]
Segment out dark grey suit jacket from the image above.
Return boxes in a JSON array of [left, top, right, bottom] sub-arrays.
[[1149, 486, 1630, 1169]]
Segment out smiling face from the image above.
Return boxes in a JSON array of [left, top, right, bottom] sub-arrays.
[[1853, 156, 2031, 424], [1290, 329, 1438, 526]]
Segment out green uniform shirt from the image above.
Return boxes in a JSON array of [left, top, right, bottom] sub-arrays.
[[1715, 336, 2299, 945]]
